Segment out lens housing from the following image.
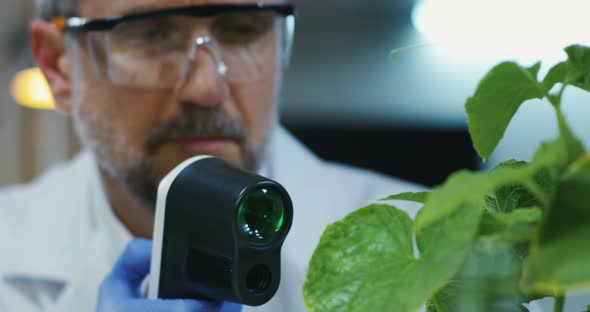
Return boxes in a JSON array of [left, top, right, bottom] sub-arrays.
[[151, 156, 293, 306], [237, 186, 285, 246]]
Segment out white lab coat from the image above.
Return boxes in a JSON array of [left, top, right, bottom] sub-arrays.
[[0, 125, 425, 311]]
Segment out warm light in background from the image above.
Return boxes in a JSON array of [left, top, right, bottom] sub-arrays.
[[412, 0, 590, 64], [11, 67, 55, 110]]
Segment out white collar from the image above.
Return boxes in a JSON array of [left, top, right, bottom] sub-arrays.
[[2, 151, 131, 283]]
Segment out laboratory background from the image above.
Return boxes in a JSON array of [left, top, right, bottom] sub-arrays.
[[1, 0, 590, 188]]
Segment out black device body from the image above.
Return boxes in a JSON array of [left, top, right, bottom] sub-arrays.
[[149, 156, 293, 306]]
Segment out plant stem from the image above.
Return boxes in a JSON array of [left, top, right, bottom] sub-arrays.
[[548, 84, 575, 142], [555, 107, 571, 139], [553, 296, 565, 312]]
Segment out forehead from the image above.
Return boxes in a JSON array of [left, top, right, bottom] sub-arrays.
[[80, 0, 280, 18]]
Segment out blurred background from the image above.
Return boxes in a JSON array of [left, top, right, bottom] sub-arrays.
[[2, 0, 590, 188], [2, 0, 590, 310]]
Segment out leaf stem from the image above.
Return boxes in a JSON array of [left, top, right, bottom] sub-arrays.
[[553, 101, 583, 154], [553, 296, 565, 312], [556, 84, 567, 107], [555, 106, 570, 139], [547, 84, 576, 142]]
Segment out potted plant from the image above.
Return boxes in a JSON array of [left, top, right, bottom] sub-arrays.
[[303, 45, 590, 312]]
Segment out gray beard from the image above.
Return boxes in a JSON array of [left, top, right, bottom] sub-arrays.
[[72, 106, 265, 210]]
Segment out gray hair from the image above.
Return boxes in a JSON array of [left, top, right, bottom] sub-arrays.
[[36, 0, 79, 20]]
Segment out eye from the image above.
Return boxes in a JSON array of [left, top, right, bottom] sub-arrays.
[[111, 18, 184, 49], [137, 27, 174, 42], [211, 12, 275, 46]]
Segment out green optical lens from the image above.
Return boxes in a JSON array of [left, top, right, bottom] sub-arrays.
[[237, 186, 285, 246]]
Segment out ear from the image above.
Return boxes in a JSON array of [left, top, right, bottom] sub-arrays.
[[30, 19, 73, 115]]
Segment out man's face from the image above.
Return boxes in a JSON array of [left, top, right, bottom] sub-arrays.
[[69, 0, 284, 206]]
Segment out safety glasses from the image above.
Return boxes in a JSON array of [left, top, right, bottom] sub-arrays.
[[52, 4, 296, 88]]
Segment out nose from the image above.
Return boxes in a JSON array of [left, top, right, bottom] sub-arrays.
[[176, 37, 227, 108]]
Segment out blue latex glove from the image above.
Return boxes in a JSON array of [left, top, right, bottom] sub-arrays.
[[97, 238, 242, 312]]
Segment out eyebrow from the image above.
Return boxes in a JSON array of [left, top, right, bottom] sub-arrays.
[[120, 5, 165, 16]]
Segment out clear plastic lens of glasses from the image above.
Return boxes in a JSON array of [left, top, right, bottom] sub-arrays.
[[103, 16, 191, 87], [210, 12, 282, 83], [95, 12, 287, 88]]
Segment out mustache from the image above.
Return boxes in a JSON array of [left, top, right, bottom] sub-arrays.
[[144, 108, 248, 154]]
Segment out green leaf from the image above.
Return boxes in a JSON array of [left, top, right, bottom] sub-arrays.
[[304, 159, 551, 312], [466, 62, 546, 161], [478, 208, 542, 242], [425, 164, 546, 312], [428, 239, 529, 312], [543, 61, 569, 92], [523, 162, 590, 294], [303, 201, 481, 312], [527, 62, 542, 79], [395, 201, 483, 312], [533, 139, 571, 168], [415, 162, 546, 233], [564, 45, 590, 92], [303, 138, 570, 311], [532, 125, 585, 171], [380, 191, 430, 203], [564, 45, 590, 76], [484, 161, 539, 213], [303, 204, 414, 312], [484, 185, 536, 213], [565, 45, 590, 72], [523, 225, 590, 294], [304, 199, 482, 312], [540, 46, 590, 99], [305, 43, 590, 312], [427, 280, 459, 312]]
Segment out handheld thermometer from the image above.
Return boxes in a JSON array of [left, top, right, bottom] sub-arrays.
[[148, 156, 293, 306]]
